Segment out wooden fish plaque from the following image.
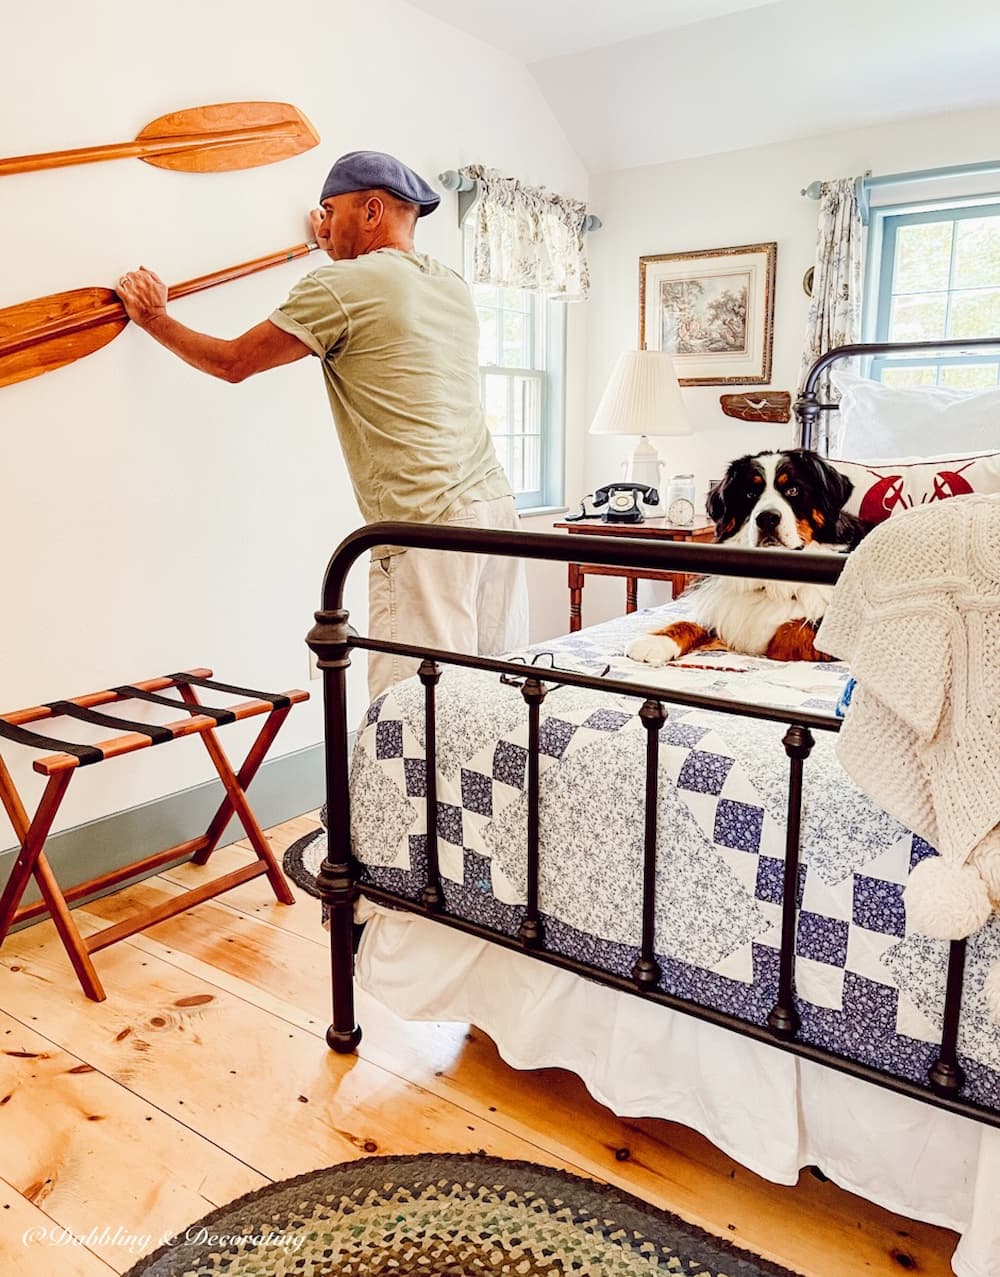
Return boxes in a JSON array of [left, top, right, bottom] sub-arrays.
[[720, 391, 791, 423]]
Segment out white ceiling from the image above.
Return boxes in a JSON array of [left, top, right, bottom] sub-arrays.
[[403, 0, 784, 62], [407, 0, 1000, 173]]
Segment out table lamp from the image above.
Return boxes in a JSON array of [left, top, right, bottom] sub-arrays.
[[589, 350, 692, 493]]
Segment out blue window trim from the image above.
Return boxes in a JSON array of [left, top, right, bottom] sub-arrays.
[[870, 201, 1000, 384]]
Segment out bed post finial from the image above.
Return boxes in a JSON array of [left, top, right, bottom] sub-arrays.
[[793, 389, 821, 451]]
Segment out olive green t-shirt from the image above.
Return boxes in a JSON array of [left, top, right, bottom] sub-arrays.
[[270, 249, 511, 553]]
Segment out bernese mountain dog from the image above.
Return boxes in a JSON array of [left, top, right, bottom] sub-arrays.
[[626, 449, 867, 665]]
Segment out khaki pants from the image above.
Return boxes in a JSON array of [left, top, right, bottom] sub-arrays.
[[367, 496, 529, 700]]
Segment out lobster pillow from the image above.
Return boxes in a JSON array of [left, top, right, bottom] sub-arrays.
[[830, 451, 1000, 525]]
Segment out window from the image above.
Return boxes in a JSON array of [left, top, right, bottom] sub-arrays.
[[465, 229, 566, 511], [869, 201, 1000, 388]]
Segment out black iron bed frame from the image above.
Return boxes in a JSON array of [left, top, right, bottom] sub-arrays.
[[306, 339, 1000, 1132]]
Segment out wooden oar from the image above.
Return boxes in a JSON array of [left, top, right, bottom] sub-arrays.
[[0, 242, 318, 388], [0, 101, 320, 177]]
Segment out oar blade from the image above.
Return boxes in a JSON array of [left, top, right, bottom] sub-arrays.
[[136, 100, 320, 172], [0, 288, 126, 388]]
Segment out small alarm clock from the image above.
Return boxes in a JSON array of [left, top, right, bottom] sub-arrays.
[[665, 474, 696, 526]]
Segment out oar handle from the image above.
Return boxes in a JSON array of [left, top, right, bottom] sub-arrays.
[[0, 122, 297, 176], [0, 243, 318, 360], [167, 242, 317, 302]]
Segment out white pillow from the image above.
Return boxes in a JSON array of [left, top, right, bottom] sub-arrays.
[[830, 370, 1000, 460]]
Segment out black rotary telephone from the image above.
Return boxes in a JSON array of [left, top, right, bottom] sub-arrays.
[[566, 482, 661, 524]]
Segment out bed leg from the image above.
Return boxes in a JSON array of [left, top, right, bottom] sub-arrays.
[[928, 939, 967, 1095], [308, 607, 362, 1055], [767, 723, 814, 1039], [418, 660, 444, 911], [322, 854, 363, 1054], [518, 678, 547, 948], [632, 698, 667, 989]]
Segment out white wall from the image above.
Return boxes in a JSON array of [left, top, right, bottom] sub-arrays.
[[578, 101, 1000, 622], [0, 0, 586, 838]]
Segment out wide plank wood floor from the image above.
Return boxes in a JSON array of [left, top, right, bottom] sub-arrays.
[[0, 812, 960, 1276]]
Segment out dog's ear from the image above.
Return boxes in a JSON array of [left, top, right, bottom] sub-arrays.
[[707, 455, 758, 538], [706, 469, 739, 536], [821, 458, 854, 513], [706, 477, 727, 523], [793, 449, 854, 512], [836, 510, 870, 549]]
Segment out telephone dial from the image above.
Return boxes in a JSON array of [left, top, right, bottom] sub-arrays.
[[566, 482, 661, 524]]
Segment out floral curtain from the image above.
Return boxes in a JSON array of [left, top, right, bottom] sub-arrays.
[[798, 177, 865, 447], [460, 164, 590, 300]]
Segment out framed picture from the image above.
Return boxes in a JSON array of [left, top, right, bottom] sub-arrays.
[[639, 242, 776, 386]]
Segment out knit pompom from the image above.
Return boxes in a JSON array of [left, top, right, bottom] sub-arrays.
[[985, 961, 1000, 1025], [904, 857, 992, 940], [971, 832, 1000, 908]]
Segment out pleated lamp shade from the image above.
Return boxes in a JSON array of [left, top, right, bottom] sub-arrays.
[[589, 350, 692, 438], [588, 350, 693, 494]]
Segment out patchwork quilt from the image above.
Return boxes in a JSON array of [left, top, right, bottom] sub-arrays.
[[350, 602, 1000, 1110]]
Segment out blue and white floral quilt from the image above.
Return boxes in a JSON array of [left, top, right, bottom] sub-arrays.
[[350, 601, 1000, 1110]]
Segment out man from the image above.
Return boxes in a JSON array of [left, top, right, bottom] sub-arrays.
[[117, 150, 528, 699]]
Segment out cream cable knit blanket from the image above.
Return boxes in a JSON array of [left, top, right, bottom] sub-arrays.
[[818, 493, 1000, 864], [816, 496, 1000, 994]]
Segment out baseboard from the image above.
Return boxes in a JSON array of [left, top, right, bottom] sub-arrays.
[[0, 742, 327, 929]]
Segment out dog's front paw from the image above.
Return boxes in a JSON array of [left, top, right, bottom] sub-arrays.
[[626, 634, 682, 666]]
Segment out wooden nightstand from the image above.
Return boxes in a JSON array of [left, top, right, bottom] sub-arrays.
[[552, 517, 716, 632]]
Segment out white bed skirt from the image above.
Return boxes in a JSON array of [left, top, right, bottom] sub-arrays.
[[355, 903, 1000, 1277]]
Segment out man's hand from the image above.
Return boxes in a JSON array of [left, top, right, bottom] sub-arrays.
[[117, 267, 168, 329]]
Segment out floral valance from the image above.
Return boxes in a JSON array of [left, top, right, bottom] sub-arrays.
[[460, 164, 590, 301]]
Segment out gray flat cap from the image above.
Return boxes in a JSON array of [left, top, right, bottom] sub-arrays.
[[319, 150, 440, 216]]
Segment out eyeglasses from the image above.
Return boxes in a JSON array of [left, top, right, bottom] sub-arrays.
[[499, 650, 610, 687]]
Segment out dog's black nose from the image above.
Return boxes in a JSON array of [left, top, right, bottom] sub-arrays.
[[755, 509, 781, 534]]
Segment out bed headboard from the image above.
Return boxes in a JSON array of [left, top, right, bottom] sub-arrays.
[[794, 336, 1000, 453]]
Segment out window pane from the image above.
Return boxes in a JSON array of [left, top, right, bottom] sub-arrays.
[[893, 221, 953, 294], [480, 370, 544, 496], [939, 363, 1000, 389], [879, 365, 938, 387], [510, 436, 524, 492], [948, 288, 1000, 338], [520, 435, 541, 494], [503, 435, 543, 496], [509, 375, 540, 434], [482, 374, 508, 431], [953, 217, 1000, 290], [477, 308, 499, 365], [510, 376, 525, 433], [503, 310, 529, 367], [889, 292, 948, 341], [492, 434, 512, 478]]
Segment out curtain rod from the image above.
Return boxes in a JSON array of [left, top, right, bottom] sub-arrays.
[[438, 169, 602, 232], [801, 161, 1000, 223]]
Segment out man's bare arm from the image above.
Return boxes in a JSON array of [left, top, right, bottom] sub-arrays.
[[116, 267, 311, 383]]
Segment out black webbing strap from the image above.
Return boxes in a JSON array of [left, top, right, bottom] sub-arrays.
[[111, 686, 236, 725], [170, 673, 291, 711], [46, 700, 175, 746], [0, 717, 104, 765]]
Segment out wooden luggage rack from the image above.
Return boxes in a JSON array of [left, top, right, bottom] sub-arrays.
[[0, 668, 308, 1001]]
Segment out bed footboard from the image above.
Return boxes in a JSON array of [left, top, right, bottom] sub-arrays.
[[307, 518, 996, 1131]]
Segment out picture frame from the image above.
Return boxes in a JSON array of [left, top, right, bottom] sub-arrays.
[[639, 241, 777, 386]]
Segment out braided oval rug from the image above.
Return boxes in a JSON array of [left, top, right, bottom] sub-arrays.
[[125, 1152, 799, 1276]]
